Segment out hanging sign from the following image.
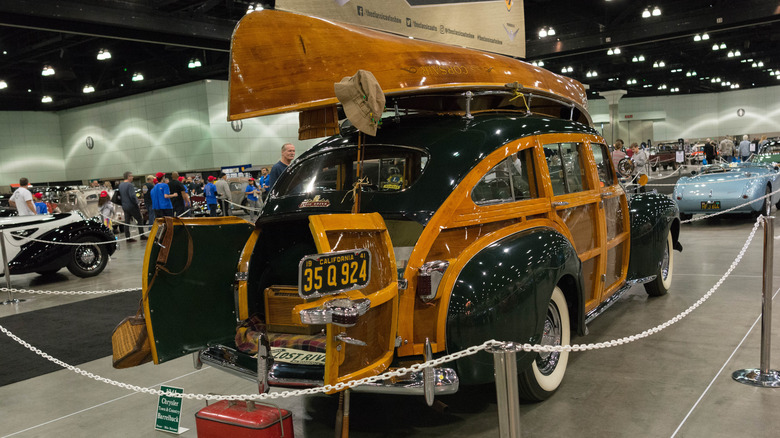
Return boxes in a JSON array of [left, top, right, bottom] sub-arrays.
[[276, 0, 526, 57], [155, 385, 188, 434]]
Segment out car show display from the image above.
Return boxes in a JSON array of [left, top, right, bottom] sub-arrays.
[[0, 211, 116, 277], [673, 162, 780, 220], [111, 8, 683, 408]]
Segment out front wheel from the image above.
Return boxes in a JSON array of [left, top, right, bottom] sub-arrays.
[[518, 286, 570, 401], [66, 237, 109, 278], [645, 229, 674, 296]]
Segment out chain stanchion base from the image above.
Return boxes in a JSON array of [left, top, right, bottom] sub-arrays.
[[732, 369, 780, 388], [2, 298, 27, 305]]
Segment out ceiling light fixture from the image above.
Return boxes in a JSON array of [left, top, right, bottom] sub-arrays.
[[652, 6, 661, 16], [638, 55, 645, 61], [642, 8, 651, 18], [548, 27, 556, 36], [41, 95, 52, 103], [712, 44, 719, 51], [752, 62, 758, 67], [720, 43, 726, 49], [694, 34, 701, 42], [607, 48, 613, 55], [702, 33, 710, 40], [188, 58, 202, 68], [41, 65, 55, 76], [83, 84, 95, 93], [132, 72, 144, 82], [757, 61, 764, 67], [0, 80, 6, 89], [97, 49, 111, 60], [632, 56, 638, 62], [653, 61, 658, 68], [734, 50, 741, 57]]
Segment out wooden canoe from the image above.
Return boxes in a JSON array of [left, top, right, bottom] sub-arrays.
[[229, 9, 589, 123]]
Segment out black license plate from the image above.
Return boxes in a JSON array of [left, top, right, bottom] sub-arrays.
[[298, 249, 371, 298], [701, 201, 721, 210]]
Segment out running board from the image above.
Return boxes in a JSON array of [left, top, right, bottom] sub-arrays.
[[584, 276, 656, 325]]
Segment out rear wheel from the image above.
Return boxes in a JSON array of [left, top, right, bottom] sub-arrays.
[[645, 229, 674, 296], [66, 237, 109, 278], [518, 286, 570, 401]]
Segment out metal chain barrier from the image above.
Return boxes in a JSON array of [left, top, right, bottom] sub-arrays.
[[224, 198, 264, 212], [0, 286, 140, 295], [0, 216, 763, 400], [3, 230, 150, 247]]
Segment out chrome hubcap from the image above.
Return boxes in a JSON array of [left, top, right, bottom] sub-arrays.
[[536, 301, 562, 375], [75, 245, 101, 271]]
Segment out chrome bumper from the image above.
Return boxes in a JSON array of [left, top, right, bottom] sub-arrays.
[[196, 345, 459, 397]]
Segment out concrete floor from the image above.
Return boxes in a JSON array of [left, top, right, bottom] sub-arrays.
[[2, 210, 780, 438]]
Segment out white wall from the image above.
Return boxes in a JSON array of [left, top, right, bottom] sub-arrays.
[[0, 111, 65, 185], [590, 84, 780, 142], [3, 81, 780, 186]]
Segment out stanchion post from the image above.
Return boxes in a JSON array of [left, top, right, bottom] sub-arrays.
[[732, 215, 780, 387], [492, 344, 521, 438], [1, 229, 25, 305]]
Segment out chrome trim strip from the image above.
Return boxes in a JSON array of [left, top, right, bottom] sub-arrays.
[[199, 346, 258, 383], [350, 367, 460, 396], [583, 276, 656, 325]]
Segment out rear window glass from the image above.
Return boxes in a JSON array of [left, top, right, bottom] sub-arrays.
[[273, 145, 429, 197]]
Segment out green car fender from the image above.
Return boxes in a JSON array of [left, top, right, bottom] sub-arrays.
[[627, 193, 682, 281], [445, 227, 583, 385]]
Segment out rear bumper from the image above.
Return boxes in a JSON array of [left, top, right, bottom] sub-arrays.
[[197, 344, 459, 397]]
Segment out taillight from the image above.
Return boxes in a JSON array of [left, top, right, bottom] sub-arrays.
[[417, 260, 449, 302]]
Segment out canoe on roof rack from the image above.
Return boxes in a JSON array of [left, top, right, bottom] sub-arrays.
[[228, 9, 592, 130]]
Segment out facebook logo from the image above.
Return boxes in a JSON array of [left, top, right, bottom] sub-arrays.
[[357, 6, 363, 16]]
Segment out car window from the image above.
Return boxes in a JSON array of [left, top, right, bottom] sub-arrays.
[[591, 143, 614, 187], [472, 148, 537, 205], [274, 145, 428, 196], [545, 142, 588, 195]]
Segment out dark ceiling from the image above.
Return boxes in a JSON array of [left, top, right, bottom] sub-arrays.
[[0, 0, 778, 112]]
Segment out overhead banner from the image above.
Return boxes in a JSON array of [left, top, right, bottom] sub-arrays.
[[275, 0, 525, 58]]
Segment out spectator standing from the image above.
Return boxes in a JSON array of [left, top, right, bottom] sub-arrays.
[[151, 173, 176, 218], [98, 191, 114, 228], [703, 138, 716, 165], [267, 143, 296, 192], [245, 178, 260, 221], [215, 173, 231, 216], [738, 135, 752, 161], [611, 139, 627, 174], [9, 177, 35, 216], [118, 171, 146, 242], [169, 172, 191, 217], [204, 176, 219, 217], [719, 136, 735, 162], [33, 193, 48, 214], [142, 175, 155, 228], [258, 167, 270, 201], [630, 143, 648, 193]]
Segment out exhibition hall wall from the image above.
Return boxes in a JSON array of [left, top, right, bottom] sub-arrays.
[[1, 80, 779, 186], [590, 84, 780, 145]]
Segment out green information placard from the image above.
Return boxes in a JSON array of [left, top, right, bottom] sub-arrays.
[[155, 385, 188, 434]]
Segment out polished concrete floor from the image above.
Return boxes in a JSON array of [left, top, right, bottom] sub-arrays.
[[2, 208, 780, 437]]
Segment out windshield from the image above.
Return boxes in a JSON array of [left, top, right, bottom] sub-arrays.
[[273, 145, 429, 197]]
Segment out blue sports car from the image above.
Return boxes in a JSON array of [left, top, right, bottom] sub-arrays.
[[673, 162, 780, 220]]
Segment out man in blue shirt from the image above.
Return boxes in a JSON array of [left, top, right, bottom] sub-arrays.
[[151, 173, 176, 218], [204, 176, 218, 217], [33, 193, 48, 214], [267, 143, 295, 193], [245, 177, 260, 221]]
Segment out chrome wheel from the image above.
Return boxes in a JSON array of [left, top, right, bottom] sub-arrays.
[[74, 244, 101, 271], [536, 301, 563, 375], [67, 237, 109, 278]]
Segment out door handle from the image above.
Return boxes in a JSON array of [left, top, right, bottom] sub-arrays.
[[552, 201, 569, 207], [336, 333, 367, 346]]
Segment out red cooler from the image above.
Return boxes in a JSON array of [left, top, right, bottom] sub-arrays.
[[195, 400, 294, 438]]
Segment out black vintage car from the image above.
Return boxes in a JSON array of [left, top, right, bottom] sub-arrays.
[[0, 211, 117, 277]]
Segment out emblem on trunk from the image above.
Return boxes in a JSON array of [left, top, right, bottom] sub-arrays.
[[299, 195, 330, 208]]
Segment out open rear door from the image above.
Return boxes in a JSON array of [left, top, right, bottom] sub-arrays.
[[294, 213, 399, 387], [144, 217, 255, 364]]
